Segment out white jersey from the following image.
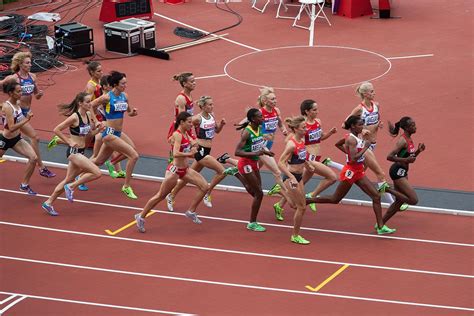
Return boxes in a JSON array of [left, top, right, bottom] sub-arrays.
[[360, 102, 379, 126]]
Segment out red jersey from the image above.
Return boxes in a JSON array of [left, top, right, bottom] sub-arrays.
[[305, 120, 322, 145], [175, 92, 194, 117], [260, 107, 279, 134]]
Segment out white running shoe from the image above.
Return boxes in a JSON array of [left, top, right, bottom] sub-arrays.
[[135, 213, 146, 233], [185, 211, 202, 224], [166, 193, 174, 212], [203, 193, 212, 208]]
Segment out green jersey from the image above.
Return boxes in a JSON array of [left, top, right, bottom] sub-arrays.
[[242, 126, 265, 161]]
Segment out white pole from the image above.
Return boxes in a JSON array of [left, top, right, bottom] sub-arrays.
[[309, 4, 316, 46]]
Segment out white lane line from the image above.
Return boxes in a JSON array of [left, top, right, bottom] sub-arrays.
[[1, 221, 472, 279], [1, 188, 472, 247], [0, 294, 18, 304], [387, 54, 434, 60], [0, 291, 193, 315], [4, 155, 471, 216], [153, 12, 261, 52], [1, 256, 472, 312], [0, 295, 27, 314], [195, 74, 227, 80]]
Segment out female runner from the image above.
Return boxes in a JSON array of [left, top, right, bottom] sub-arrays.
[[0, 81, 37, 194], [41, 92, 102, 215], [1, 52, 55, 177], [277, 116, 312, 244], [306, 115, 396, 234], [381, 117, 425, 225], [166, 96, 229, 210], [234, 108, 274, 232], [135, 112, 209, 232], [90, 71, 139, 199]]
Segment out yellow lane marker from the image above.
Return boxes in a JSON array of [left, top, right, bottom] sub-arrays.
[[105, 211, 156, 236], [306, 264, 350, 292]]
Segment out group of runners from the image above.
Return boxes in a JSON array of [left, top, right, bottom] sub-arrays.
[[0, 52, 425, 245]]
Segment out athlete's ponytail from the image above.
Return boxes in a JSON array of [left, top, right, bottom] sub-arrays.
[[388, 116, 412, 136], [236, 108, 260, 130], [172, 72, 193, 87], [58, 92, 89, 116]]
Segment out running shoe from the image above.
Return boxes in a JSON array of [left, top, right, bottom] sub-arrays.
[[64, 184, 74, 202], [305, 192, 317, 212], [400, 203, 409, 211], [39, 167, 56, 178], [223, 166, 239, 176], [376, 224, 396, 235], [291, 235, 310, 245], [115, 170, 126, 178], [377, 182, 390, 194], [104, 160, 118, 178], [217, 152, 230, 164], [76, 176, 88, 191], [246, 222, 266, 232], [19, 184, 37, 195], [47, 135, 60, 151], [273, 202, 284, 221], [267, 183, 281, 196], [203, 193, 212, 208], [321, 157, 332, 166], [121, 185, 138, 199], [166, 193, 174, 212], [135, 213, 146, 233], [42, 202, 59, 216], [185, 211, 202, 224]]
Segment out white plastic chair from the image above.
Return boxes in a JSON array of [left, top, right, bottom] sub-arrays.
[[292, 0, 331, 29], [275, 0, 301, 19], [252, 0, 274, 13]]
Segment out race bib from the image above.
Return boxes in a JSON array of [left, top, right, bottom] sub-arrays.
[[205, 129, 215, 139], [243, 165, 253, 174], [365, 113, 379, 125], [251, 138, 265, 152], [308, 129, 322, 142], [297, 148, 307, 161], [113, 101, 128, 112], [396, 168, 406, 177], [344, 169, 354, 179], [105, 126, 115, 135], [79, 125, 91, 135], [168, 164, 177, 174], [264, 119, 278, 131], [21, 84, 35, 95]]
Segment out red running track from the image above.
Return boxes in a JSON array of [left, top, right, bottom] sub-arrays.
[[1, 162, 473, 315]]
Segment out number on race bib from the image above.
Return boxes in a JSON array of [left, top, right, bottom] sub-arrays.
[[169, 165, 177, 174], [243, 165, 253, 174], [396, 169, 406, 177], [345, 169, 354, 179]]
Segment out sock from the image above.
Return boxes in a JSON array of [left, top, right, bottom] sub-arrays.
[[328, 160, 343, 171]]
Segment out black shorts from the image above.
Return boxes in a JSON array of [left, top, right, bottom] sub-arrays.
[[282, 172, 303, 183], [66, 147, 86, 158], [389, 163, 409, 180], [0, 134, 21, 151], [194, 145, 211, 162]]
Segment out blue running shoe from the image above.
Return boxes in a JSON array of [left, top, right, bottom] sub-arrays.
[[20, 184, 37, 195], [64, 184, 74, 202], [76, 176, 88, 191], [42, 202, 59, 216]]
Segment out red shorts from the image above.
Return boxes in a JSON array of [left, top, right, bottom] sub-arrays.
[[167, 164, 187, 179], [340, 164, 365, 184], [238, 158, 259, 175]]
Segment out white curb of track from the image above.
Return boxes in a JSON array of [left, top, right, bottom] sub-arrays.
[[3, 155, 472, 216]]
